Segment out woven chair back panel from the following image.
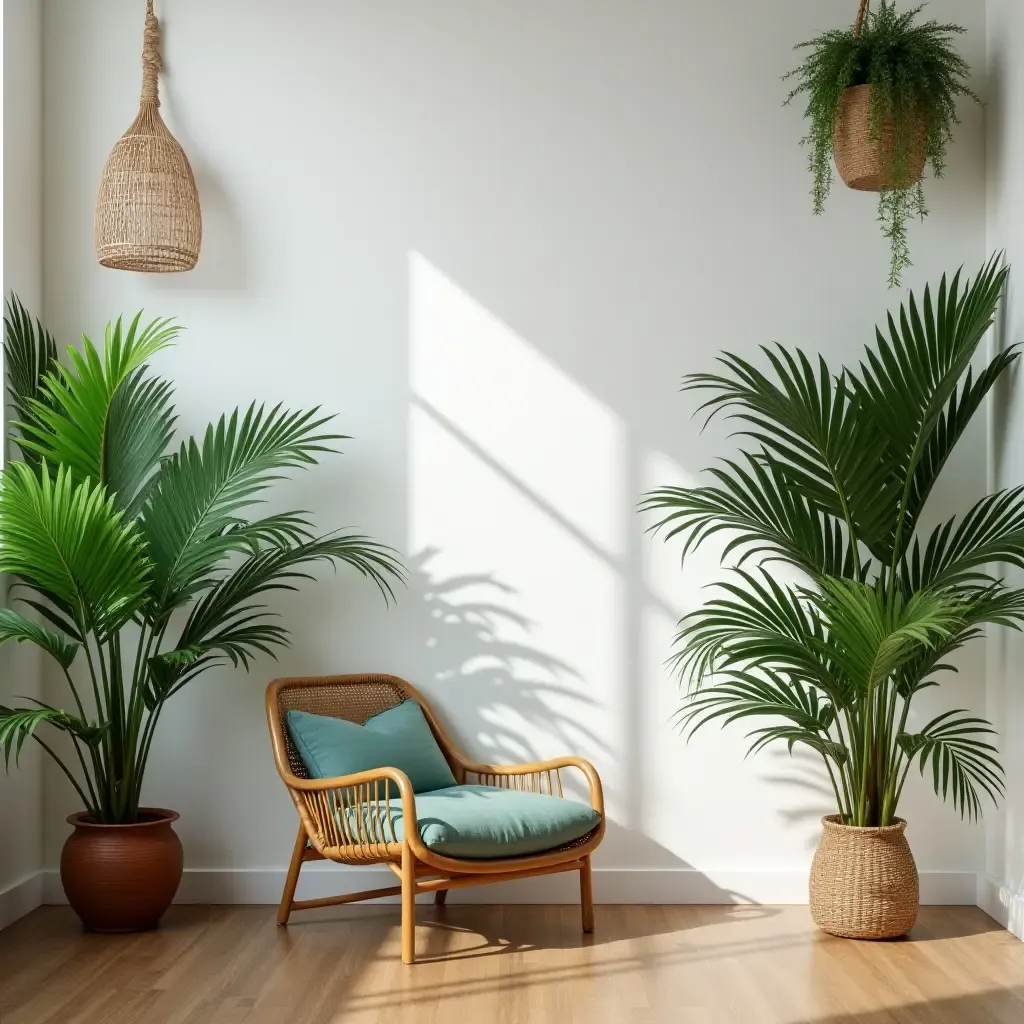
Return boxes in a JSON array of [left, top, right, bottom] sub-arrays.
[[276, 677, 410, 779]]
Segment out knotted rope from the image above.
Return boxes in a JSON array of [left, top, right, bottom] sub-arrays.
[[141, 0, 162, 105]]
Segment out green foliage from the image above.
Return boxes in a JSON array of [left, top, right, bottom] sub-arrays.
[[644, 256, 1017, 826], [784, 2, 979, 287], [0, 304, 405, 823]]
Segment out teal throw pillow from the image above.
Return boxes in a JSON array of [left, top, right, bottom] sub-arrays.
[[286, 699, 457, 794]]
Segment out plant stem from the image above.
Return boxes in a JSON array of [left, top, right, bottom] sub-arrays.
[[32, 734, 95, 817]]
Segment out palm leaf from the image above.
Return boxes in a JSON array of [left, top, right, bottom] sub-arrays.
[[680, 670, 842, 757], [171, 534, 404, 682], [0, 704, 102, 767], [643, 451, 861, 580], [4, 294, 59, 450], [0, 461, 150, 636], [140, 403, 344, 618], [16, 314, 179, 513], [673, 569, 843, 701], [0, 609, 79, 669], [814, 580, 963, 694], [897, 710, 1004, 820], [683, 347, 896, 557], [904, 488, 1024, 590], [850, 256, 1009, 557]]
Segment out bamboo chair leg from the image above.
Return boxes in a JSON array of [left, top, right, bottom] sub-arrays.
[[402, 846, 417, 964], [580, 855, 595, 933], [278, 824, 308, 926], [434, 888, 448, 907]]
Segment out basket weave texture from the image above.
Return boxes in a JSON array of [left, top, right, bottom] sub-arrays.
[[809, 814, 919, 939], [833, 85, 926, 192], [95, 0, 201, 272]]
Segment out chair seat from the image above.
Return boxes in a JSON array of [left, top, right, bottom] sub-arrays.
[[348, 784, 602, 859]]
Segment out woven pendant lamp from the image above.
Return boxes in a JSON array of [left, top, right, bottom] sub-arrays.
[[95, 0, 201, 271]]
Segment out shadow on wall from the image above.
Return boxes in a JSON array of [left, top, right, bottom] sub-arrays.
[[399, 246, 834, 883], [389, 546, 754, 897]]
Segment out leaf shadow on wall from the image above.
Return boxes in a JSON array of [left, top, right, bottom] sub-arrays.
[[388, 547, 772, 912], [403, 247, 807, 888]]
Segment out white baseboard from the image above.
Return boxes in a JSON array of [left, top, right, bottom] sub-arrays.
[[0, 871, 43, 930], [39, 866, 979, 907], [977, 875, 1024, 941]]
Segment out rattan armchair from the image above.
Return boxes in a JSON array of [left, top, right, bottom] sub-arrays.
[[266, 674, 605, 964]]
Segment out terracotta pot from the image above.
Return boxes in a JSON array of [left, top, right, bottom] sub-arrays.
[[60, 808, 183, 932], [809, 815, 919, 940], [833, 84, 926, 192]]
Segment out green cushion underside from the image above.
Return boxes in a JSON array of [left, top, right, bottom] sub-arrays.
[[286, 700, 457, 794], [344, 784, 601, 859]]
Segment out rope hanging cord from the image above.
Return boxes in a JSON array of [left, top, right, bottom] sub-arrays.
[[141, 0, 162, 105]]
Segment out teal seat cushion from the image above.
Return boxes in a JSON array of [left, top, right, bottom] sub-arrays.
[[348, 784, 601, 859], [286, 700, 457, 794]]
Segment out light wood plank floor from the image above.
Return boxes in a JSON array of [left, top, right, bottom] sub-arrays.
[[1, 904, 1022, 1023]]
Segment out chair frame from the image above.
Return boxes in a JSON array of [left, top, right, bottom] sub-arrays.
[[266, 674, 605, 964]]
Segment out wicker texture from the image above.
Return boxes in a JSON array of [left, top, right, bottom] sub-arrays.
[[275, 676, 408, 779], [809, 815, 919, 939], [833, 85, 926, 192], [95, 1, 201, 272]]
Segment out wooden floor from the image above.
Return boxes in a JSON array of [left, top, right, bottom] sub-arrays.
[[1, 904, 1022, 1023]]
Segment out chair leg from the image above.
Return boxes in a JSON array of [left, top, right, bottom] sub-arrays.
[[434, 887, 448, 907], [401, 846, 416, 964], [580, 856, 595, 933], [278, 824, 307, 926]]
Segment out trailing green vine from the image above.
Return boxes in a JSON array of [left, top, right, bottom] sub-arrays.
[[785, 2, 979, 287]]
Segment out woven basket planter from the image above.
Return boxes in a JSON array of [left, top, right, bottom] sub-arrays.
[[95, 1, 201, 272], [833, 85, 926, 192], [809, 815, 919, 940]]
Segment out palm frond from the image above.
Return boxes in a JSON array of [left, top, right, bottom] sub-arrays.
[[643, 451, 861, 580], [904, 488, 1024, 590], [0, 609, 79, 669], [140, 403, 344, 617], [175, 534, 405, 673], [0, 461, 151, 636], [673, 569, 844, 701], [897, 711, 1004, 820], [815, 579, 963, 694], [683, 346, 896, 558], [0, 704, 102, 767], [850, 256, 1009, 558], [4, 294, 58, 450], [16, 313, 179, 513]]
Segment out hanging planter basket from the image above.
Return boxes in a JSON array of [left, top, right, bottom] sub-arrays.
[[833, 84, 926, 192], [95, 0, 201, 272]]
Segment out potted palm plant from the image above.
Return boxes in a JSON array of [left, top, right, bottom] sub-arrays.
[[0, 300, 404, 931], [644, 257, 1022, 939], [785, 1, 979, 287]]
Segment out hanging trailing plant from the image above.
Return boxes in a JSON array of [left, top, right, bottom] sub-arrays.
[[785, 1, 979, 287]]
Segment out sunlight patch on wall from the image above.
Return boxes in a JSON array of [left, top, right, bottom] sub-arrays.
[[408, 252, 624, 776], [410, 252, 625, 556]]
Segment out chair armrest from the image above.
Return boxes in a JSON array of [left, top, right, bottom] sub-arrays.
[[456, 755, 604, 815], [283, 767, 417, 857]]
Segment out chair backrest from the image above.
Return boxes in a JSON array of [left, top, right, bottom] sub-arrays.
[[266, 673, 456, 781]]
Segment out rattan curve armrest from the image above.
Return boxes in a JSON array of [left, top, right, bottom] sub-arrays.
[[455, 754, 604, 812]]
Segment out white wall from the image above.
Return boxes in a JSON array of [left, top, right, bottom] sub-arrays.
[[0, 0, 44, 929], [984, 0, 1024, 940], [37, 0, 991, 903]]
